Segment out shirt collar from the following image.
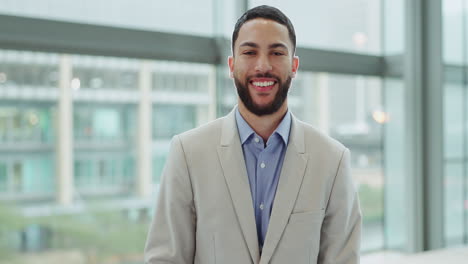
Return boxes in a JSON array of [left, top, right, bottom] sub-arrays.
[[235, 107, 291, 145]]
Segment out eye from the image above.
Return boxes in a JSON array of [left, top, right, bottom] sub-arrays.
[[272, 51, 285, 56], [243, 51, 256, 55]]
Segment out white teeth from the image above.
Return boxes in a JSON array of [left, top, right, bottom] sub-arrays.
[[252, 81, 274, 87]]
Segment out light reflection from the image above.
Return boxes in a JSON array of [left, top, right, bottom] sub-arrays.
[[372, 110, 388, 124], [71, 78, 81, 90], [352, 32, 368, 48], [28, 112, 39, 126], [0, 72, 7, 83]]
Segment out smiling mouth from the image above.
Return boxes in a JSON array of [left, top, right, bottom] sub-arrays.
[[250, 80, 277, 91], [252, 81, 275, 87]]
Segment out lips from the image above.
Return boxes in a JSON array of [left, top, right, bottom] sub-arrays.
[[249, 78, 277, 92]]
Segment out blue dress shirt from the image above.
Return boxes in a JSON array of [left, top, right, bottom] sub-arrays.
[[235, 108, 291, 249]]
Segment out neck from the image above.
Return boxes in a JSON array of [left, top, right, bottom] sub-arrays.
[[238, 100, 288, 142]]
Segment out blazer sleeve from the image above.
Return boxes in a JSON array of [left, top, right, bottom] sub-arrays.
[[144, 135, 196, 264], [318, 148, 362, 264]]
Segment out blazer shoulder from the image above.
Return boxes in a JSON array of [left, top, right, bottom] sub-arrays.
[[296, 119, 347, 153], [176, 116, 225, 150]]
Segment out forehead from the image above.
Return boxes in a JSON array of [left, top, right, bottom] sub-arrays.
[[235, 18, 292, 50]]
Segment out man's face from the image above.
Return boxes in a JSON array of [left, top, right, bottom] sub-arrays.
[[229, 18, 299, 116]]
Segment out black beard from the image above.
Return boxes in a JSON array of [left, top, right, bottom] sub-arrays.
[[234, 73, 292, 116]]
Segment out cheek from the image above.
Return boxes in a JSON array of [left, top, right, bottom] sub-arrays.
[[233, 67, 248, 79], [234, 60, 255, 73], [272, 61, 292, 73], [232, 68, 242, 79]]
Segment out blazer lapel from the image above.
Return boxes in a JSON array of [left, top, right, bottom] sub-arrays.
[[260, 116, 308, 264], [217, 109, 260, 264]]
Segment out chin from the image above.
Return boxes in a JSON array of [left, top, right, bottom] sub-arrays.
[[253, 102, 273, 109]]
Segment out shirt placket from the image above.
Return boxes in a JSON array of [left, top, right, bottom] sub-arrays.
[[254, 136, 266, 244]]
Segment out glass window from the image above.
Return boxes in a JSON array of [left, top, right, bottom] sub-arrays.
[[153, 61, 211, 93], [445, 80, 464, 160], [0, 50, 60, 89], [74, 160, 93, 188], [383, 0, 405, 55], [249, 0, 382, 54], [442, 0, 468, 248], [383, 78, 407, 250], [71, 55, 139, 91], [22, 156, 55, 194], [0, 107, 54, 143], [0, 0, 214, 36], [153, 105, 197, 139], [444, 162, 465, 245], [74, 106, 134, 142], [382, 0, 406, 251], [443, 0, 464, 65], [12, 163, 22, 193], [0, 163, 7, 192]]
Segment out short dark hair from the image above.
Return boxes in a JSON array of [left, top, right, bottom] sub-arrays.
[[232, 5, 296, 55]]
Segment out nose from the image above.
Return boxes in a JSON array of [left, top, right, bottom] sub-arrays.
[[254, 54, 272, 73]]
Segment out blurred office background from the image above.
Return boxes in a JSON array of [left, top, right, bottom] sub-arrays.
[[0, 0, 466, 263]]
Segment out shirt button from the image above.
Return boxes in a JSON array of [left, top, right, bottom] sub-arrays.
[[260, 162, 266, 169], [259, 203, 264, 210], [254, 137, 260, 143]]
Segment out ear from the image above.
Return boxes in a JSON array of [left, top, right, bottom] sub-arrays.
[[228, 56, 234, 78], [291, 56, 299, 78]]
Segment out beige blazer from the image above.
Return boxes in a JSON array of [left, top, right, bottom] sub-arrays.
[[144, 109, 361, 264]]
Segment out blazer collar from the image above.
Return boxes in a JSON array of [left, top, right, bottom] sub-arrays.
[[220, 108, 238, 147], [218, 108, 260, 263]]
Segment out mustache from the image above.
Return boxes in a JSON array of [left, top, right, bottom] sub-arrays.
[[247, 73, 280, 82]]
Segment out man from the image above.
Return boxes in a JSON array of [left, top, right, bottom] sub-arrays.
[[145, 5, 361, 264]]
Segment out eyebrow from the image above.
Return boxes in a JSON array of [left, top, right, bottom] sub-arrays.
[[239, 42, 289, 50], [239, 42, 259, 48], [268, 43, 288, 50]]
